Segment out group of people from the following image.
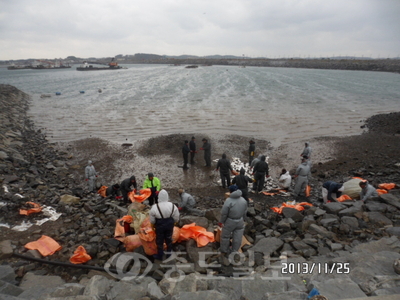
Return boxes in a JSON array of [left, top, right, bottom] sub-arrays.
[[84, 139, 379, 261], [322, 180, 379, 203], [107, 173, 162, 205], [181, 136, 211, 169]]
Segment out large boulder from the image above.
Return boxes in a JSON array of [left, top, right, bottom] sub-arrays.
[[241, 273, 287, 300], [386, 227, 400, 237], [208, 277, 242, 300], [309, 275, 366, 299], [366, 212, 393, 227], [59, 194, 80, 205], [18, 272, 66, 299], [83, 275, 113, 299], [180, 216, 209, 229], [340, 216, 359, 230], [379, 193, 400, 209], [322, 202, 347, 214], [252, 237, 284, 256], [307, 224, 336, 239], [185, 239, 214, 273]]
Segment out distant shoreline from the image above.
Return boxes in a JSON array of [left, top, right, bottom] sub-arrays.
[[2, 58, 400, 74]]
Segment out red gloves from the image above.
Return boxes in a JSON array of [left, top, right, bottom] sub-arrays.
[[218, 222, 223, 228], [178, 207, 183, 211]]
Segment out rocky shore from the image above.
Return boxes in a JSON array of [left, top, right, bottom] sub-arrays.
[[1, 84, 400, 300]]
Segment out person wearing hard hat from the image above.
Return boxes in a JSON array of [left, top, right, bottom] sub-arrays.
[[84, 160, 97, 193]]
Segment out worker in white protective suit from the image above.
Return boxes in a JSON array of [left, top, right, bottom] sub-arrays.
[[85, 160, 97, 193], [278, 168, 292, 190], [219, 185, 248, 256], [292, 156, 311, 198]]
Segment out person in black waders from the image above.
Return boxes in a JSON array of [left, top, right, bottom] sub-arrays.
[[149, 189, 180, 260], [143, 173, 161, 206]]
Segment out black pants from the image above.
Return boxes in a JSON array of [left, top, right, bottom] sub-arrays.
[[155, 217, 174, 258], [254, 172, 266, 192], [183, 153, 189, 169], [220, 172, 231, 188], [121, 190, 130, 204], [190, 152, 195, 164], [240, 188, 249, 202], [204, 153, 211, 166], [149, 188, 158, 206], [249, 155, 254, 165]]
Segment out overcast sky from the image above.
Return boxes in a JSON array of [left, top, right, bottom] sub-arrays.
[[1, 0, 400, 60]]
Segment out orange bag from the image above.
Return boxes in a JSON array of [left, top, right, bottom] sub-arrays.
[[128, 188, 152, 203], [25, 235, 62, 257], [140, 216, 152, 229], [172, 226, 181, 243], [305, 185, 311, 197], [337, 194, 352, 202], [378, 183, 396, 190], [114, 215, 134, 242], [138, 227, 157, 255], [124, 235, 143, 252], [377, 189, 388, 195], [262, 192, 277, 196], [178, 223, 215, 247], [69, 245, 91, 264], [19, 202, 42, 215], [271, 202, 313, 214], [97, 186, 108, 197], [262, 190, 289, 196]]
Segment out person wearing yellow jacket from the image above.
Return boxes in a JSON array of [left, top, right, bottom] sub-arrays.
[[143, 173, 161, 205]]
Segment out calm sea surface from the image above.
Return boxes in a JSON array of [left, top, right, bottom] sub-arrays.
[[1, 64, 399, 147]]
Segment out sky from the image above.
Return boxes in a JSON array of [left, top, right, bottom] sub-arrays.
[[1, 0, 400, 60]]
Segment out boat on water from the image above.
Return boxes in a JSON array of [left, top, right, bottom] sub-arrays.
[[185, 65, 198, 69], [76, 58, 126, 71]]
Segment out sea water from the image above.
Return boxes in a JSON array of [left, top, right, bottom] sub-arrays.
[[1, 64, 399, 147]]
